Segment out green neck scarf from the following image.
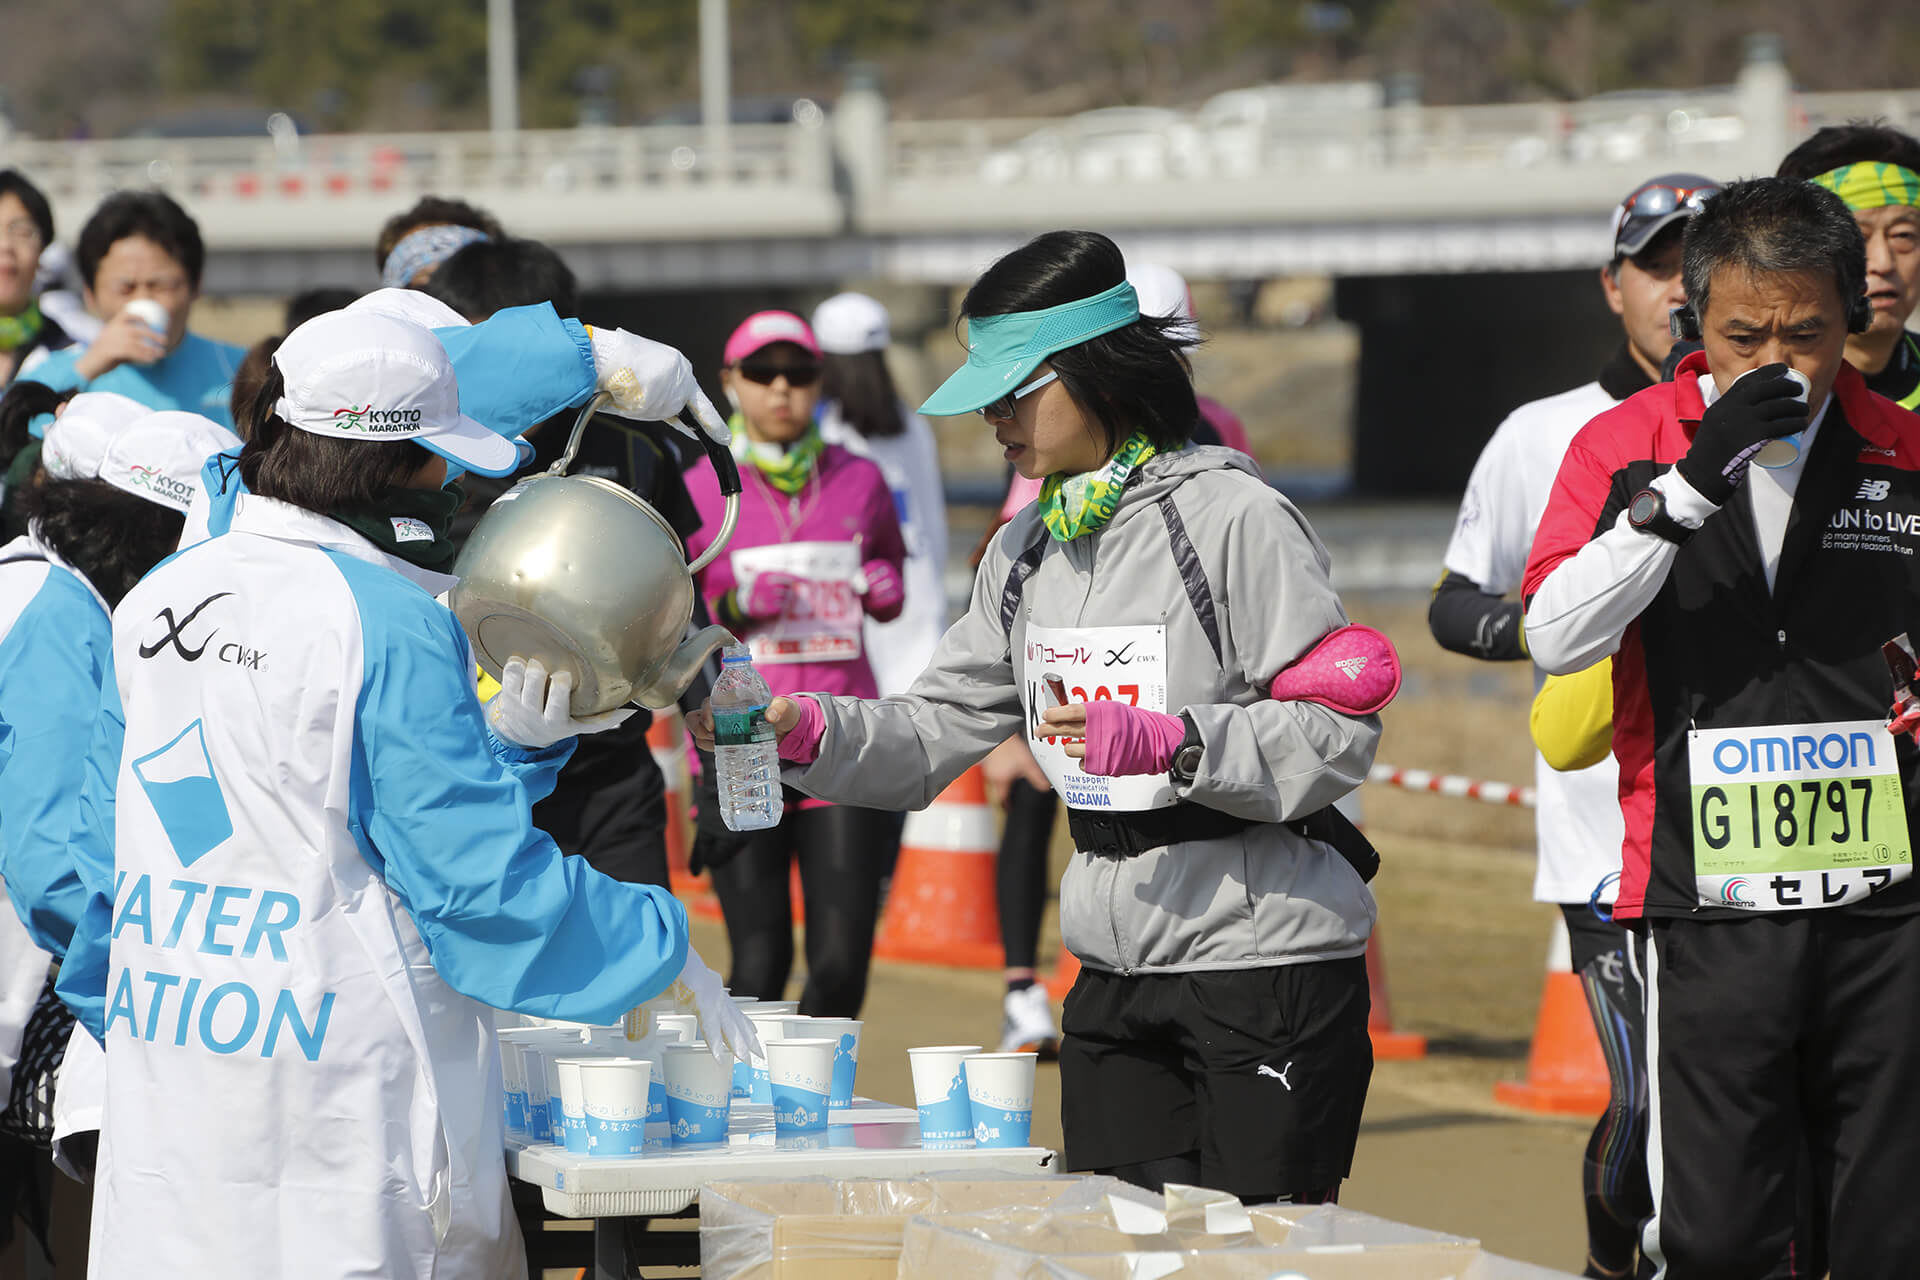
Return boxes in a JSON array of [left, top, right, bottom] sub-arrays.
[[1038, 433, 1158, 541], [0, 300, 43, 353], [329, 483, 464, 572], [730, 414, 825, 496]]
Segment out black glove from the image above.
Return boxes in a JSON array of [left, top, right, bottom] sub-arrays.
[[1674, 363, 1809, 506]]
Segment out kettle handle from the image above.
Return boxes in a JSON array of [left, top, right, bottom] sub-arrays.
[[551, 392, 741, 576]]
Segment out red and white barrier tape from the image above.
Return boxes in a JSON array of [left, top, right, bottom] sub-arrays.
[[1367, 764, 1536, 809]]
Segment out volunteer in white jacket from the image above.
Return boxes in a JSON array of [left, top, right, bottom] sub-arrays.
[[55, 310, 754, 1279], [810, 292, 949, 693], [694, 232, 1392, 1202]]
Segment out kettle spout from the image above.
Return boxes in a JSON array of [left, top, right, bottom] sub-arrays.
[[633, 624, 738, 709]]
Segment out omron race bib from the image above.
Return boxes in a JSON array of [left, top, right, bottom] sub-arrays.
[[1023, 623, 1173, 812], [1689, 719, 1912, 910], [730, 542, 864, 666]]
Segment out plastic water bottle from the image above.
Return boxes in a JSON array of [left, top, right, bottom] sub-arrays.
[[712, 644, 783, 832]]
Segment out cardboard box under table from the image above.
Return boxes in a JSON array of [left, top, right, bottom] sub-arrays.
[[699, 1173, 1155, 1280]]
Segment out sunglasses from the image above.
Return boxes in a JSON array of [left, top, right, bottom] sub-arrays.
[[1616, 181, 1720, 254], [737, 358, 821, 387], [977, 370, 1060, 420]]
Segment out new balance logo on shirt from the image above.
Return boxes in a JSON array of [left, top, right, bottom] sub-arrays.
[[1859, 479, 1892, 501]]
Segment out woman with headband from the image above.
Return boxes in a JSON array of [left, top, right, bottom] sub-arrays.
[[692, 231, 1397, 1201]]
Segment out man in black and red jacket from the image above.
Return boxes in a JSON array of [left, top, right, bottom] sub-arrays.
[[1524, 176, 1920, 1278]]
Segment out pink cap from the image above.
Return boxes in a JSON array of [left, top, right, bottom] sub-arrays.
[[724, 311, 821, 366]]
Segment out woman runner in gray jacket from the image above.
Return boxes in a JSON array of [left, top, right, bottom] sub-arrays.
[[691, 230, 1387, 1201]]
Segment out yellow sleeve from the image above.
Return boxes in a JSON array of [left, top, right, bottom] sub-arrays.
[[1530, 657, 1613, 771]]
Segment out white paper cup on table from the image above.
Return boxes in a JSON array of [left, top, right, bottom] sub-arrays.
[[518, 1046, 555, 1143], [577, 1058, 651, 1158], [746, 1013, 806, 1104], [653, 1013, 700, 1043], [497, 1035, 529, 1135], [964, 1052, 1037, 1148], [909, 1045, 982, 1144], [553, 1058, 598, 1155], [804, 1018, 862, 1108], [662, 1044, 732, 1144], [766, 1038, 836, 1136], [751, 1001, 801, 1014]]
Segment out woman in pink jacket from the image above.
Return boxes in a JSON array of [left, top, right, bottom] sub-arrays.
[[685, 310, 907, 1017]]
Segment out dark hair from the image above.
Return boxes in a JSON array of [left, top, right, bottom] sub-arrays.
[[0, 169, 54, 246], [1681, 177, 1867, 323], [284, 287, 360, 332], [375, 197, 504, 267], [960, 230, 1197, 456], [228, 336, 281, 438], [1778, 121, 1920, 182], [422, 237, 578, 321], [237, 365, 434, 511], [20, 479, 184, 608], [819, 350, 907, 439], [75, 190, 206, 291], [0, 380, 73, 473]]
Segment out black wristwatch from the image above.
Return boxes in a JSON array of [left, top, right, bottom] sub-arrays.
[[1170, 713, 1203, 784], [1628, 487, 1693, 546]]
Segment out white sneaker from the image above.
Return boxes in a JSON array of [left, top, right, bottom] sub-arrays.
[[999, 984, 1059, 1057]]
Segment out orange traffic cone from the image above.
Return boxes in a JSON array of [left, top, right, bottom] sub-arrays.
[[1494, 915, 1609, 1115], [1045, 948, 1080, 1000], [871, 766, 1003, 969], [1366, 930, 1427, 1060]]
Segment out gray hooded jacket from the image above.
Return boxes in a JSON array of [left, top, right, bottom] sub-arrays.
[[788, 446, 1378, 974]]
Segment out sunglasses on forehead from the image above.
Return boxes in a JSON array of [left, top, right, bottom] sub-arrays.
[[736, 357, 821, 387]]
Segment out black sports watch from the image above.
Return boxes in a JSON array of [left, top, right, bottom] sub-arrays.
[[1628, 487, 1693, 546], [1170, 713, 1203, 784]]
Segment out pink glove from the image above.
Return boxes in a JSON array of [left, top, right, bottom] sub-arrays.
[[1081, 701, 1187, 777], [778, 695, 827, 765], [741, 571, 801, 621], [860, 560, 904, 621], [1269, 625, 1401, 715]]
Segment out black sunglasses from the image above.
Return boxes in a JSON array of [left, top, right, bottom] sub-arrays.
[[737, 359, 821, 387]]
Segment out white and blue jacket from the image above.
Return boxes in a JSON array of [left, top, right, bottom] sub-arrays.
[[56, 495, 688, 1278]]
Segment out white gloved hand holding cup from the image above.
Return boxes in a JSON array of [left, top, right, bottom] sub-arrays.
[[486, 657, 635, 750], [672, 947, 763, 1066], [586, 325, 731, 445]]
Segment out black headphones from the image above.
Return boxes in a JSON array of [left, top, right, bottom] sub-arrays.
[[1670, 294, 1875, 341]]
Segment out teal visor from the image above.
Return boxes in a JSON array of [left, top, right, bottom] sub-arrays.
[[919, 280, 1141, 416]]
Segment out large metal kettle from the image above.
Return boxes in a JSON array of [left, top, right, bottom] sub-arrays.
[[449, 394, 742, 714]]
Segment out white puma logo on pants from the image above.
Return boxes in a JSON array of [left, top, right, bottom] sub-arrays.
[[1257, 1062, 1293, 1090]]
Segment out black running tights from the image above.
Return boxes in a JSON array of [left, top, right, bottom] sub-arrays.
[[709, 801, 899, 1017], [996, 779, 1056, 970]]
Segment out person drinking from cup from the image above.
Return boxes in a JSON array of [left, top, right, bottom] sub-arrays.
[[19, 190, 242, 428], [683, 309, 908, 1020], [690, 233, 1390, 1202], [52, 307, 756, 1279]]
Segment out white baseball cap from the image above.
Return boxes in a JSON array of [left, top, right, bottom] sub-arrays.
[[271, 310, 517, 477], [1124, 262, 1200, 348], [38, 392, 154, 475], [345, 286, 470, 331], [810, 292, 891, 355], [43, 407, 241, 514]]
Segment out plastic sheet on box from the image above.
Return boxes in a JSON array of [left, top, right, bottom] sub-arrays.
[[698, 1173, 1157, 1280], [897, 1193, 1579, 1280]]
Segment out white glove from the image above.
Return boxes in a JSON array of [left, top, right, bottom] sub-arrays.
[[587, 325, 731, 445], [670, 946, 762, 1066], [485, 657, 635, 750]]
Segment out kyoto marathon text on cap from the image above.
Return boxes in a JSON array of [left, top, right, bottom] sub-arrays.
[[271, 310, 519, 477], [1611, 173, 1721, 259], [42, 404, 241, 513], [918, 280, 1141, 417]]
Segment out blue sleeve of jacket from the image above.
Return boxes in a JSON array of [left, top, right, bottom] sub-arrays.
[[434, 305, 597, 436], [487, 728, 572, 803], [329, 551, 687, 1023], [52, 644, 126, 1045], [20, 347, 83, 394], [0, 573, 112, 959]]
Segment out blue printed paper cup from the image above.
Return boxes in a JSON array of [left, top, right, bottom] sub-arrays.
[[909, 1045, 982, 1144], [577, 1058, 651, 1158], [768, 1038, 836, 1137], [663, 1044, 732, 1144], [520, 1049, 553, 1143], [746, 1013, 806, 1104], [497, 1036, 529, 1135], [964, 1051, 1038, 1148], [805, 1018, 863, 1109], [553, 1058, 597, 1155], [731, 1058, 753, 1100]]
